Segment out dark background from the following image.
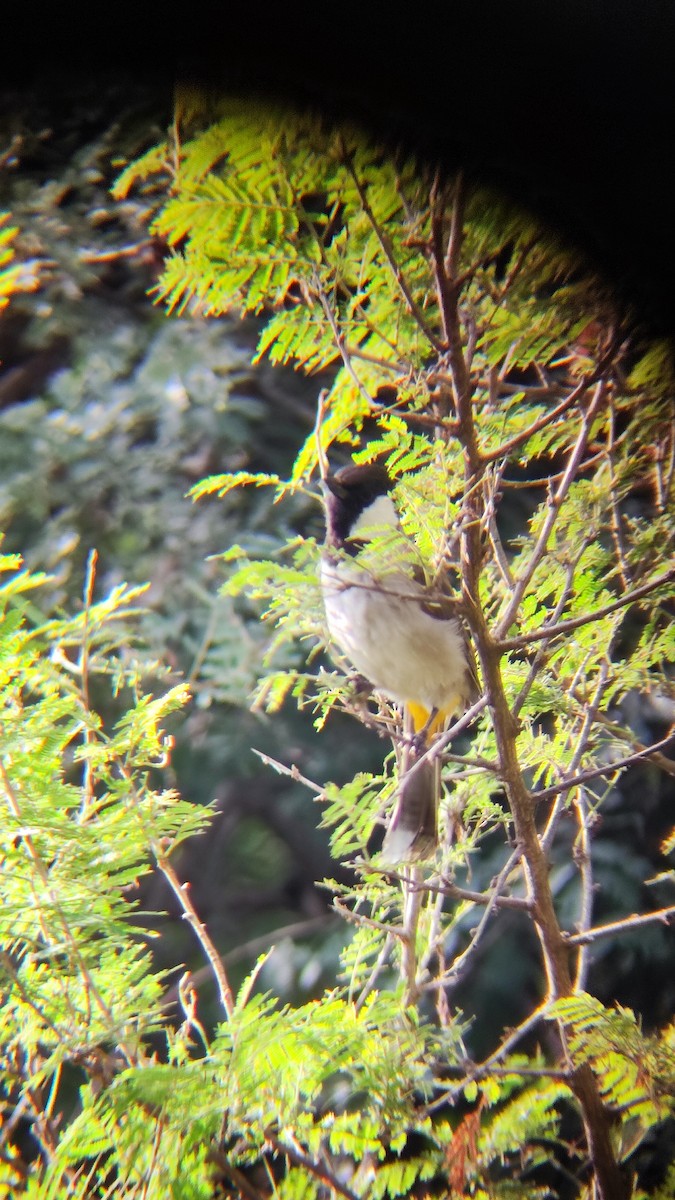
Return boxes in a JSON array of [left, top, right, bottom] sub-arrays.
[[9, 0, 675, 336]]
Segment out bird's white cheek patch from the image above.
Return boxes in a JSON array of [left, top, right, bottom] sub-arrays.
[[349, 494, 399, 539]]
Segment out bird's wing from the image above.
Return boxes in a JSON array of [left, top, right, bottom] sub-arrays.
[[413, 565, 481, 705]]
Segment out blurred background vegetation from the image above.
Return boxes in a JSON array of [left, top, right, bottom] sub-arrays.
[[1, 76, 673, 1055]]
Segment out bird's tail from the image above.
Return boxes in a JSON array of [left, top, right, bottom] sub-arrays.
[[381, 754, 439, 863], [381, 703, 445, 863]]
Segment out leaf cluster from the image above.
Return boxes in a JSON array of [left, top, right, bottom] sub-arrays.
[[2, 92, 674, 1198], [112, 96, 675, 1192]]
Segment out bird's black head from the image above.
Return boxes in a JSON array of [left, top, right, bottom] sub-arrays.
[[323, 463, 393, 547]]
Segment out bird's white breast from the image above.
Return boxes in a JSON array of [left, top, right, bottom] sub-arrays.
[[320, 555, 471, 715]]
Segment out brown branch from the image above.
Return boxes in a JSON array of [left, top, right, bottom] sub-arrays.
[[572, 790, 594, 991], [425, 1003, 551, 1111], [564, 905, 675, 945], [442, 247, 629, 1194], [311, 270, 374, 409], [494, 378, 611, 640], [444, 171, 466, 279], [265, 1131, 360, 1200], [498, 565, 675, 651], [341, 142, 443, 354], [532, 729, 675, 805], [206, 1149, 267, 1200], [154, 849, 234, 1019], [429, 172, 472, 416], [385, 867, 530, 913]]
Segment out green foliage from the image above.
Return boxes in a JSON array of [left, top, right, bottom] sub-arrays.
[[0, 552, 207, 1191], [3, 92, 674, 1198], [550, 994, 675, 1127]]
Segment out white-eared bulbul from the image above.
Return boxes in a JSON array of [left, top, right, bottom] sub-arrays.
[[320, 463, 478, 861]]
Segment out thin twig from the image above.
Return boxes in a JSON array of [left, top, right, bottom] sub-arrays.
[[419, 882, 451, 996], [593, 709, 675, 779], [653, 420, 675, 513], [401, 865, 425, 1004], [311, 269, 374, 409], [540, 659, 611, 853], [564, 905, 675, 946], [383, 869, 530, 913], [482, 371, 599, 465], [429, 172, 472, 413], [572, 789, 594, 991], [429, 847, 525, 993], [606, 397, 633, 590], [78, 549, 98, 815], [79, 240, 155, 264], [383, 696, 490, 802], [160, 915, 337, 1010], [0, 760, 136, 1063], [494, 378, 611, 640], [511, 558, 579, 720], [532, 728, 675, 805], [498, 565, 675, 651], [341, 140, 443, 354], [313, 387, 331, 481], [424, 1002, 551, 1111], [354, 932, 396, 1010], [265, 1131, 360, 1200], [252, 748, 325, 795], [483, 469, 514, 589], [333, 897, 405, 940], [154, 849, 234, 1019], [140, 1115, 165, 1200]]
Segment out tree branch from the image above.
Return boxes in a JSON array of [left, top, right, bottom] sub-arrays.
[[265, 1131, 361, 1200], [311, 268, 375, 410], [429, 172, 472, 416], [425, 1003, 551, 1111], [532, 728, 675, 805], [436, 206, 630, 1194], [564, 905, 675, 946], [341, 141, 443, 354], [154, 848, 235, 1020], [493, 378, 611, 640], [572, 789, 594, 991], [499, 566, 675, 651]]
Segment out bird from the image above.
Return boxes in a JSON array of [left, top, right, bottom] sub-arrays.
[[320, 461, 479, 862]]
